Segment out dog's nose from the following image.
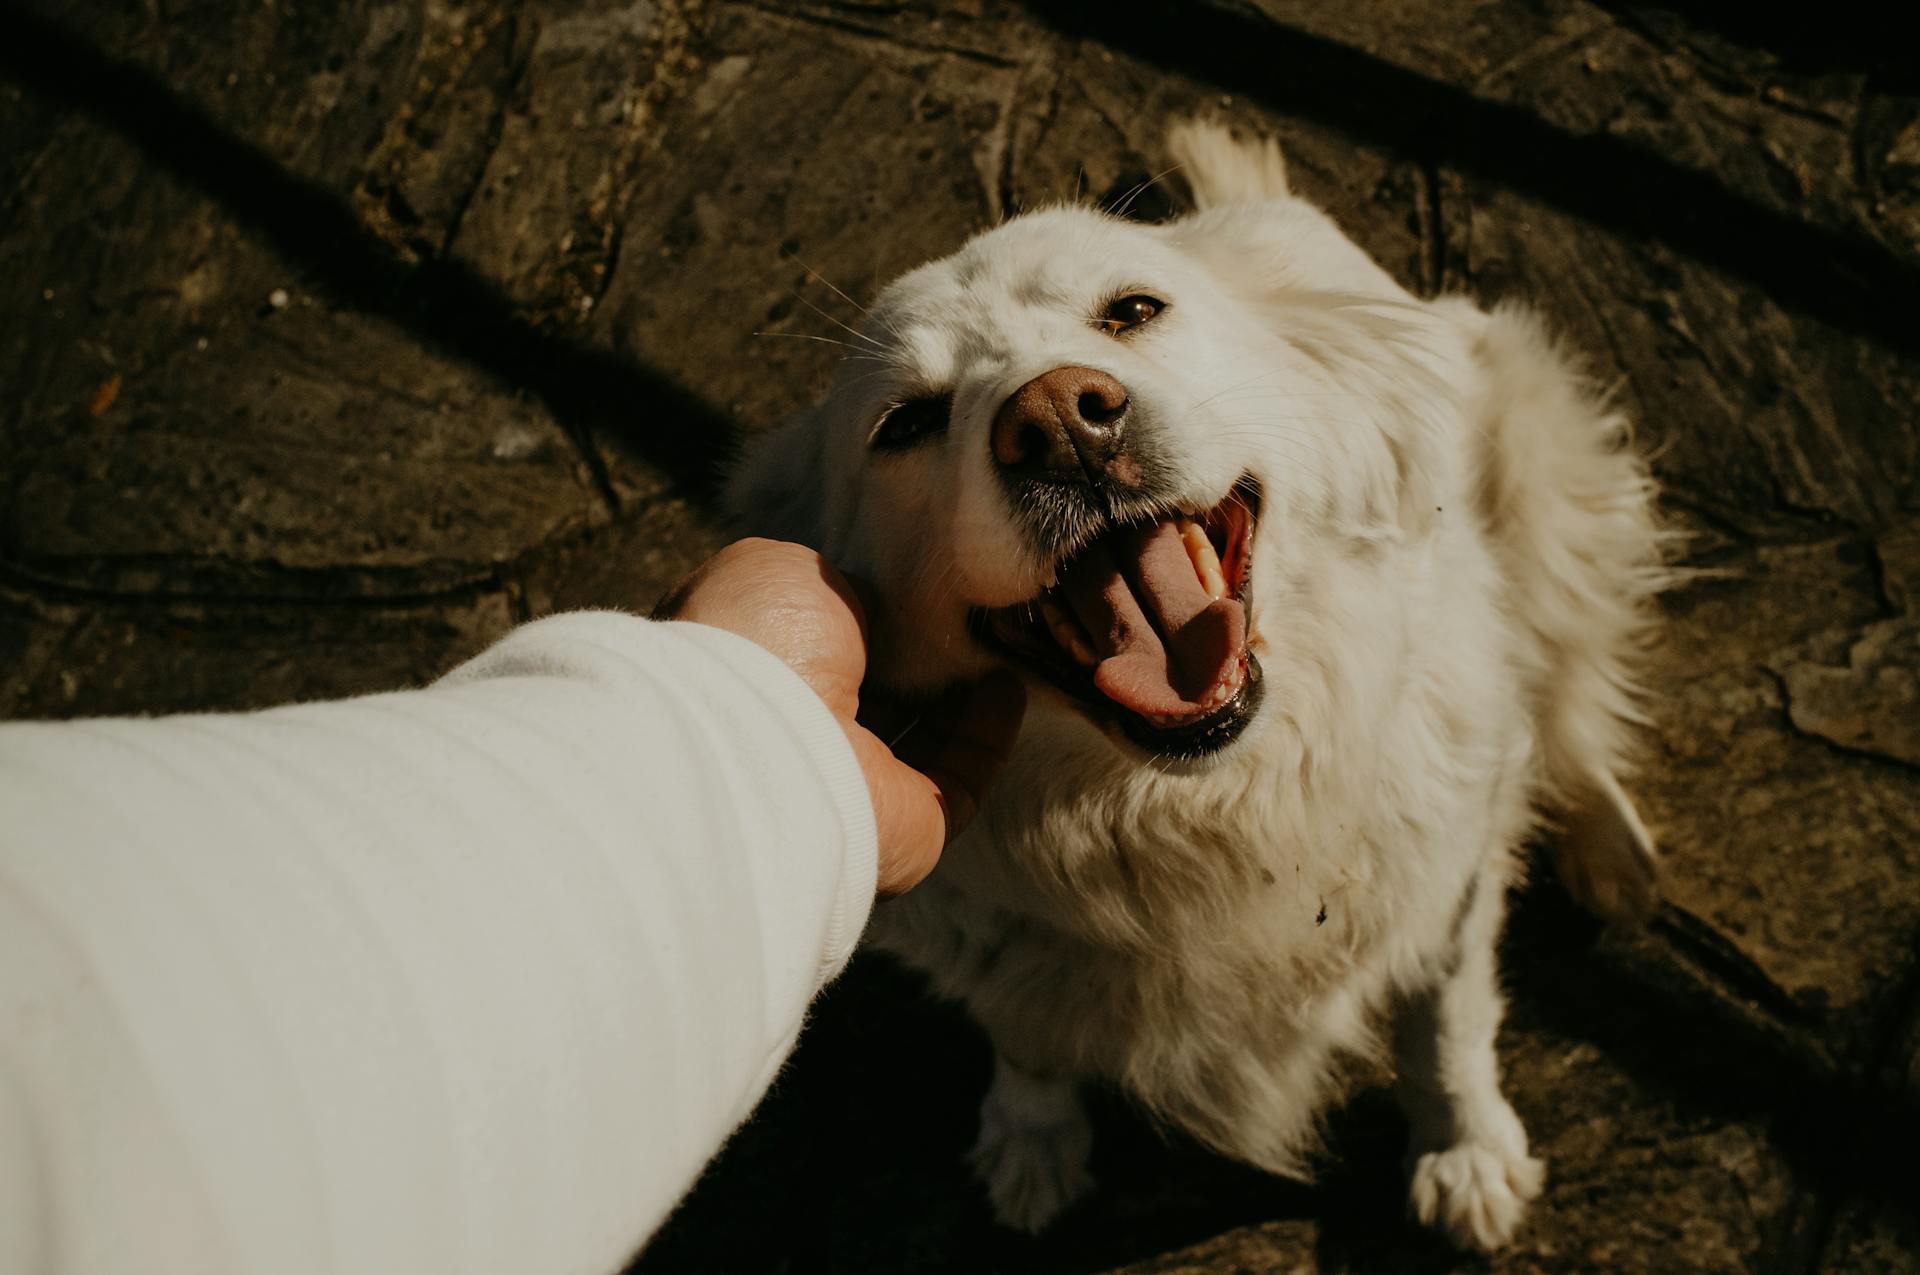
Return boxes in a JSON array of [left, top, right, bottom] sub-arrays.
[[990, 366, 1131, 481]]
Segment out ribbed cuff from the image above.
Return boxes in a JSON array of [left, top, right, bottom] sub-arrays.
[[657, 622, 878, 985]]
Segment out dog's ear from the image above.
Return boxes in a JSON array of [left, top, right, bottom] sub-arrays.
[[1162, 120, 1457, 539], [722, 407, 829, 548], [1267, 291, 1463, 540], [1166, 119, 1290, 208]]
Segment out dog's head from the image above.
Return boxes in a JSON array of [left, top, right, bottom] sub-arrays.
[[730, 175, 1466, 766]]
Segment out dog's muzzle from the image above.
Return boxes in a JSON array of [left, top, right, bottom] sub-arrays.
[[990, 365, 1176, 550]]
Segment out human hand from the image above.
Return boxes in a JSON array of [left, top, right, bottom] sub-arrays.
[[653, 538, 1025, 893]]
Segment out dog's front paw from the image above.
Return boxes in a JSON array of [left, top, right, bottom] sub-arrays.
[[1407, 1139, 1545, 1252], [969, 1076, 1092, 1234]]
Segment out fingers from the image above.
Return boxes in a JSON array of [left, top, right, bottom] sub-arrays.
[[864, 749, 951, 896], [863, 673, 1026, 895], [651, 539, 871, 715], [652, 539, 1029, 895]]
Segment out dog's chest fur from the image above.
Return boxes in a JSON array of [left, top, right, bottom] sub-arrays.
[[870, 512, 1538, 1172]]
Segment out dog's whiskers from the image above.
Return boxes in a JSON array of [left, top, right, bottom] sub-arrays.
[[884, 714, 925, 751], [751, 331, 881, 358], [776, 277, 893, 358], [779, 247, 876, 321], [1107, 162, 1187, 222]]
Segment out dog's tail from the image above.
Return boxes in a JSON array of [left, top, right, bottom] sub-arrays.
[[1469, 303, 1676, 922], [1165, 120, 1290, 209]]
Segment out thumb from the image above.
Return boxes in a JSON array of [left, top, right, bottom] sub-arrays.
[[859, 748, 949, 896], [861, 672, 1026, 895], [856, 672, 1029, 890], [914, 671, 1027, 846]]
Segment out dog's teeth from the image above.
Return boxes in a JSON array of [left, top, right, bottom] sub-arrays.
[[1198, 659, 1246, 711], [1039, 597, 1098, 668], [1181, 518, 1229, 601]]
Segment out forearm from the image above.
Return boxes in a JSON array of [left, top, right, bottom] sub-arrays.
[[0, 612, 876, 1275]]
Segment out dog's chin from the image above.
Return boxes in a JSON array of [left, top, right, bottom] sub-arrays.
[[971, 477, 1265, 767]]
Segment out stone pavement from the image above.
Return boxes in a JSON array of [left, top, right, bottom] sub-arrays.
[[3, 1, 1917, 1269]]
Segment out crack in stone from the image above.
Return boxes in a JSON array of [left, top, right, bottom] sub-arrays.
[[1003, 56, 1065, 217], [441, 32, 532, 260], [1861, 537, 1900, 617], [992, 89, 1017, 220], [0, 560, 515, 612], [965, 74, 1020, 225], [1764, 662, 1920, 776], [352, 4, 517, 261], [1468, 15, 1610, 95], [588, 218, 627, 311], [729, 0, 1021, 70]]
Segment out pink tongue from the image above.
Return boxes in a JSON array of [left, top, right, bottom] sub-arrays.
[[1057, 520, 1246, 719]]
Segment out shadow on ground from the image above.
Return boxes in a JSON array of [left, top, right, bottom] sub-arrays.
[[635, 875, 1920, 1274]]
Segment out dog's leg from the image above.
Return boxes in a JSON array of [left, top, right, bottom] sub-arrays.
[[969, 1053, 1092, 1234], [1393, 870, 1544, 1252]]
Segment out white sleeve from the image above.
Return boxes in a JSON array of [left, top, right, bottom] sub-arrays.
[[0, 611, 878, 1275]]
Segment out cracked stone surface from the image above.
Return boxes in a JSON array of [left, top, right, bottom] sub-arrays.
[[2, 1, 1917, 1271]]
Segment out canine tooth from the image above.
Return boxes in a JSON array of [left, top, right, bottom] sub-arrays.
[[1180, 518, 1229, 600], [1039, 597, 1098, 668]]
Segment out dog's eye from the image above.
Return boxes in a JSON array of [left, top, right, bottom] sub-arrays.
[[872, 393, 953, 451], [1097, 294, 1164, 334]]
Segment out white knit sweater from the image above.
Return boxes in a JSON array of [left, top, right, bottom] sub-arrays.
[[0, 612, 878, 1275]]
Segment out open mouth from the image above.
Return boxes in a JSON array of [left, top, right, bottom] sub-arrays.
[[973, 478, 1263, 760]]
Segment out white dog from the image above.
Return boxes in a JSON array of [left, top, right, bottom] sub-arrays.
[[727, 122, 1666, 1252]]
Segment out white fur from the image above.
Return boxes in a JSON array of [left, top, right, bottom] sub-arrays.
[[726, 122, 1666, 1250]]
